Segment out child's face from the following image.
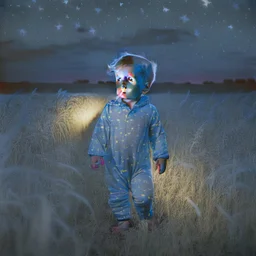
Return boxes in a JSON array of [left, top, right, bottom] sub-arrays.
[[115, 65, 145, 100]]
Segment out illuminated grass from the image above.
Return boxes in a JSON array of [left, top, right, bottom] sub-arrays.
[[0, 90, 255, 255]]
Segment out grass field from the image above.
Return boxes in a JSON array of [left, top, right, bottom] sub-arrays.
[[0, 89, 255, 256]]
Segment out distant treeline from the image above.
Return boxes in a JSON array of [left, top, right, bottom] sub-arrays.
[[0, 79, 255, 94], [2, 78, 256, 85], [74, 78, 256, 85]]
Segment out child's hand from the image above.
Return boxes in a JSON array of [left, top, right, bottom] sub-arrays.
[[90, 156, 105, 170], [156, 158, 167, 174]]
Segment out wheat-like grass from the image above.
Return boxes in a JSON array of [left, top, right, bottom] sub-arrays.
[[0, 90, 255, 255]]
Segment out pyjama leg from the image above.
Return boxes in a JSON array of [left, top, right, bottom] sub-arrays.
[[131, 169, 154, 220], [105, 163, 131, 221]]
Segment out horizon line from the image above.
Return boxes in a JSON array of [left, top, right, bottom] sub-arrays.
[[1, 78, 256, 85]]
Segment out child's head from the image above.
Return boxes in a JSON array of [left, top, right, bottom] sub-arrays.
[[107, 52, 157, 100]]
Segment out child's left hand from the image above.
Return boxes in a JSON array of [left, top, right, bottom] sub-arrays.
[[156, 158, 167, 174]]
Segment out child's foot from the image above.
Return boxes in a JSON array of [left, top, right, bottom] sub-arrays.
[[138, 218, 157, 232], [147, 217, 158, 232], [147, 219, 154, 232], [110, 220, 133, 234]]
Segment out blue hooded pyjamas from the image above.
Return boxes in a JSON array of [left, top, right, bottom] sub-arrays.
[[88, 95, 169, 221]]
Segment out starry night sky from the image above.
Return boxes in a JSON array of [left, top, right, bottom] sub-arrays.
[[0, 0, 256, 83]]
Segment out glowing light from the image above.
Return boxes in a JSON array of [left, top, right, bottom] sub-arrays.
[[53, 95, 108, 139]]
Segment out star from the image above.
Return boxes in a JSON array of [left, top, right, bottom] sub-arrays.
[[180, 15, 189, 23], [55, 24, 63, 30], [75, 22, 80, 29], [65, 14, 69, 19], [201, 0, 211, 7], [232, 3, 239, 10], [228, 25, 233, 29], [120, 2, 123, 7], [89, 27, 96, 35], [95, 7, 101, 14], [163, 7, 170, 13], [38, 6, 44, 11], [18, 29, 27, 36], [63, 0, 68, 5], [76, 6, 80, 11], [117, 17, 121, 21], [194, 29, 200, 36]]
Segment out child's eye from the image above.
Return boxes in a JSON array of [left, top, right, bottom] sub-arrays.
[[116, 78, 121, 82], [128, 77, 133, 82]]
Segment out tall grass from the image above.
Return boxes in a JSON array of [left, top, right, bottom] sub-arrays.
[[0, 90, 255, 255]]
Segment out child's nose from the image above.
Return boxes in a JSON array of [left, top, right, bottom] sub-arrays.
[[121, 77, 128, 88], [122, 76, 128, 83]]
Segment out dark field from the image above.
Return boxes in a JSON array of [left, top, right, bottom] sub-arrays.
[[0, 81, 256, 95], [0, 89, 255, 256]]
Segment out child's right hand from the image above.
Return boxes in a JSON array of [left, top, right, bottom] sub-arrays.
[[90, 156, 105, 169]]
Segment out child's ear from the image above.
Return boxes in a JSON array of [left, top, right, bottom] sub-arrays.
[[106, 64, 114, 76], [143, 61, 157, 93], [141, 81, 150, 94]]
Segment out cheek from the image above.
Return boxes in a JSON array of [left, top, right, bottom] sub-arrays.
[[127, 87, 141, 97], [134, 78, 143, 88], [131, 84, 143, 92]]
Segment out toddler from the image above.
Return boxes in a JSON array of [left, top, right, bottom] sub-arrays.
[[88, 52, 169, 233]]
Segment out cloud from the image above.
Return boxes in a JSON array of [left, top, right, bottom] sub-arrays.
[[243, 56, 256, 68], [221, 51, 256, 68], [59, 28, 193, 52], [0, 40, 15, 47], [119, 28, 195, 46], [0, 28, 194, 62], [0, 46, 56, 62], [0, 37, 117, 62], [201, 67, 256, 79], [76, 27, 88, 33], [0, 39, 57, 61], [219, 51, 245, 60]]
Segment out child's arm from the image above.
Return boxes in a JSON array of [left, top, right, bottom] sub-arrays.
[[88, 104, 111, 158], [149, 106, 169, 162]]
